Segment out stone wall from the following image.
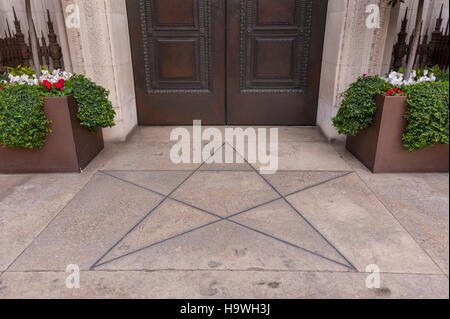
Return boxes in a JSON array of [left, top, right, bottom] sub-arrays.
[[1, 0, 137, 142], [57, 0, 137, 142], [6, 0, 441, 143], [317, 0, 397, 141]]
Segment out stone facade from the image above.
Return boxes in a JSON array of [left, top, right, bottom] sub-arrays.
[[58, 0, 137, 142], [1, 0, 137, 142], [1, 0, 446, 142], [317, 0, 449, 141], [317, 0, 397, 141]]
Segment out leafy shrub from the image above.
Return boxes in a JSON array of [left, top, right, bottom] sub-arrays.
[[403, 81, 449, 151], [0, 73, 8, 82], [4, 65, 35, 77], [38, 79, 72, 97], [0, 68, 115, 149], [332, 76, 387, 136], [66, 75, 116, 132], [333, 67, 449, 152], [436, 70, 449, 82], [397, 65, 442, 80], [0, 84, 51, 148]]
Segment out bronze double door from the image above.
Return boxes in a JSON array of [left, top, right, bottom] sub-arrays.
[[127, 0, 327, 125]]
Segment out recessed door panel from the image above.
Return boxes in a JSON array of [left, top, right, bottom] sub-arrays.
[[127, 0, 328, 125], [127, 0, 225, 124], [227, 0, 328, 125]]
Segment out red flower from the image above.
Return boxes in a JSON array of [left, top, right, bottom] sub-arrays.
[[399, 90, 404, 94], [393, 87, 398, 92], [363, 74, 367, 77], [386, 91, 393, 96], [54, 79, 65, 89], [60, 88, 64, 92], [43, 80, 52, 90]]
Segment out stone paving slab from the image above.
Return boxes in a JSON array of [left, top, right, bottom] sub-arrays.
[[0, 173, 92, 271], [89, 167, 357, 271], [128, 126, 326, 143], [8, 173, 163, 271], [332, 142, 450, 275], [0, 146, 117, 273], [171, 171, 280, 218], [230, 199, 352, 268], [102, 170, 193, 196], [96, 221, 352, 272], [199, 143, 252, 171], [0, 270, 447, 299], [101, 142, 201, 171], [0, 175, 31, 201], [0, 128, 448, 299], [264, 171, 350, 196], [247, 141, 352, 171], [286, 173, 442, 274], [362, 173, 449, 275], [99, 198, 220, 264]]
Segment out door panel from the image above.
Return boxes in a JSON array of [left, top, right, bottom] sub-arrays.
[[127, 0, 327, 125], [127, 0, 226, 124], [227, 0, 328, 125]]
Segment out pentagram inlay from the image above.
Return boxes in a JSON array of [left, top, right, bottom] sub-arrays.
[[89, 143, 356, 271]]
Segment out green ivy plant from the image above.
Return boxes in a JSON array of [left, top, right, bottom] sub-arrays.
[[403, 81, 449, 151], [0, 84, 51, 148], [65, 74, 116, 132], [1, 70, 115, 149], [4, 65, 35, 78], [332, 76, 387, 136], [0, 73, 8, 82], [397, 65, 444, 81], [436, 70, 449, 82]]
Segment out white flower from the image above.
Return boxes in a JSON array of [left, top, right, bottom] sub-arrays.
[[384, 70, 436, 86], [38, 69, 73, 84], [4, 69, 73, 86], [8, 73, 38, 85]]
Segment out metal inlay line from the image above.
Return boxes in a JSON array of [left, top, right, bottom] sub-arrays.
[[91, 143, 357, 271]]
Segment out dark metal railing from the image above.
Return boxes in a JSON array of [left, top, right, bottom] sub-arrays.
[[0, 7, 63, 73], [392, 5, 449, 71]]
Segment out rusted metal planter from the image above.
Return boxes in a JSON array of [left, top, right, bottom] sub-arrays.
[[346, 94, 449, 173], [0, 95, 104, 174]]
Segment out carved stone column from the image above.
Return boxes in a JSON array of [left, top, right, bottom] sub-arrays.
[[317, 0, 396, 141], [56, 0, 137, 142]]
